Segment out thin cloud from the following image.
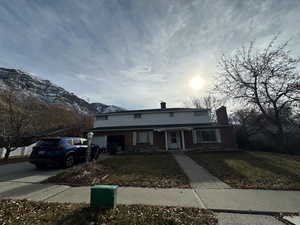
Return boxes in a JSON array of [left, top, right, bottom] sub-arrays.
[[0, 0, 299, 109]]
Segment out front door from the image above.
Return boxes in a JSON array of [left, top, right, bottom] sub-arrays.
[[168, 131, 181, 150]]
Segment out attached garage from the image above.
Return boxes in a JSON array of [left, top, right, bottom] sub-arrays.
[[92, 135, 107, 148]]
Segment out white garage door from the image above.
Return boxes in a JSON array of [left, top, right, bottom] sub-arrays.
[[92, 136, 107, 148]]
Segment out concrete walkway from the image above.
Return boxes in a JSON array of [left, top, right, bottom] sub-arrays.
[[173, 153, 231, 189]]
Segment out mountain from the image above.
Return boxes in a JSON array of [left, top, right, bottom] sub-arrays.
[[0, 68, 124, 114]]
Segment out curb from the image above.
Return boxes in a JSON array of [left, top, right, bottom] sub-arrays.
[[210, 208, 299, 216]]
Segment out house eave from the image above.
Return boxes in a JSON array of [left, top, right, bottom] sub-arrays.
[[95, 108, 210, 117], [88, 123, 232, 132]]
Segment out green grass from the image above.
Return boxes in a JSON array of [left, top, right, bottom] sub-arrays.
[[0, 199, 217, 225], [186, 151, 300, 190], [44, 154, 190, 188]]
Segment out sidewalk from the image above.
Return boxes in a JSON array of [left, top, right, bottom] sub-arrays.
[[1, 180, 300, 213]]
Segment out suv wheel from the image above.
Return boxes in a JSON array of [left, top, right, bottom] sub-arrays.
[[65, 154, 75, 168]]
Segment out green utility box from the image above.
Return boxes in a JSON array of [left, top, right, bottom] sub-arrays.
[[90, 185, 118, 208]]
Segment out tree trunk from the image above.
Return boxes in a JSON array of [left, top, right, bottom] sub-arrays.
[[276, 125, 286, 153], [4, 148, 10, 161]]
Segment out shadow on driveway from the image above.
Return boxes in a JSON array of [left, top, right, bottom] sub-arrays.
[[0, 162, 63, 183]]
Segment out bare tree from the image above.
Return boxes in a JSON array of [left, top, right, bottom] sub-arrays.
[[185, 95, 223, 121], [216, 36, 300, 151], [0, 89, 33, 160], [0, 89, 93, 160], [231, 108, 268, 137]]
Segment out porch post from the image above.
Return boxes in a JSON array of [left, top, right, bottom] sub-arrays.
[[164, 130, 168, 151], [181, 130, 185, 151]]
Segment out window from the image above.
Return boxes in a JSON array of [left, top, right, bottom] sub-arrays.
[[137, 131, 149, 143], [194, 111, 205, 116], [97, 115, 108, 120], [65, 138, 73, 145], [169, 112, 174, 117], [195, 129, 217, 143], [134, 113, 142, 118], [73, 138, 82, 145], [37, 139, 61, 147]]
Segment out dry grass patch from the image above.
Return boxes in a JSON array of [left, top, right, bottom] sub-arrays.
[[0, 199, 217, 225], [44, 154, 190, 188], [187, 151, 300, 190]]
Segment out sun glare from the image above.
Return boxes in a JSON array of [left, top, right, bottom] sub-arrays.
[[189, 77, 204, 90]]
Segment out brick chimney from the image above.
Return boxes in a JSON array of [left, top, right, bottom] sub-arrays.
[[160, 101, 166, 109], [216, 106, 229, 124]]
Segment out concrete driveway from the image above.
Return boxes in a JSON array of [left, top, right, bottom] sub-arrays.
[[0, 162, 66, 201], [0, 162, 62, 183], [0, 155, 111, 201]]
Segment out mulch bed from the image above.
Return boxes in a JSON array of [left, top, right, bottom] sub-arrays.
[[0, 199, 217, 225]]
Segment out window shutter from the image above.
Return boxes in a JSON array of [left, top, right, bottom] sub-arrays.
[[192, 130, 197, 144], [133, 132, 137, 145], [149, 131, 154, 145]]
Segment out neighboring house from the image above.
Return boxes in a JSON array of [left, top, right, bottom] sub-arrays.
[[90, 102, 236, 152]]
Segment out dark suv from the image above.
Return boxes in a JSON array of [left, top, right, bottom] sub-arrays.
[[30, 137, 101, 169]]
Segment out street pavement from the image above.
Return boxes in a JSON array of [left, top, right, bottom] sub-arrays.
[[283, 216, 300, 225], [196, 188, 300, 213], [216, 213, 286, 225]]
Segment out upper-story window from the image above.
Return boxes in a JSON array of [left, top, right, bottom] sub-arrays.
[[169, 112, 174, 117], [194, 111, 205, 116], [97, 115, 108, 120], [134, 113, 142, 119]]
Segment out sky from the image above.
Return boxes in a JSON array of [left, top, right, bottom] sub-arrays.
[[0, 0, 300, 109]]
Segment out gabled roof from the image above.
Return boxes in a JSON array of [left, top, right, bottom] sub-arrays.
[[96, 107, 209, 116]]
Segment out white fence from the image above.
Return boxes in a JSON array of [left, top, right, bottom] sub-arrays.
[[0, 143, 36, 159]]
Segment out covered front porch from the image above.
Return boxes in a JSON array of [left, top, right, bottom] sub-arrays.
[[154, 127, 192, 151]]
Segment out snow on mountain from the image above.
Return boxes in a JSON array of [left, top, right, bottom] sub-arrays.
[[0, 68, 125, 114]]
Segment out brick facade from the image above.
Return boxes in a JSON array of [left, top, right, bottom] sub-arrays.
[[93, 127, 236, 152]]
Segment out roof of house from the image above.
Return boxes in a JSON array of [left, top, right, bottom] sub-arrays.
[[90, 123, 232, 132], [96, 107, 209, 116]]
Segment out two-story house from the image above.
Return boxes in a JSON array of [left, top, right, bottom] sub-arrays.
[[90, 102, 236, 151]]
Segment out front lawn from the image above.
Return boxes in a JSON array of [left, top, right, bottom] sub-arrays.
[[0, 199, 217, 225], [44, 153, 190, 188], [186, 151, 300, 190]]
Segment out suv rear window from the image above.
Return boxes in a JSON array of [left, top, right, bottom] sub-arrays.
[[37, 139, 61, 146]]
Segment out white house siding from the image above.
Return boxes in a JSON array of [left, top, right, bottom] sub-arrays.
[[92, 136, 107, 148], [94, 111, 210, 128]]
